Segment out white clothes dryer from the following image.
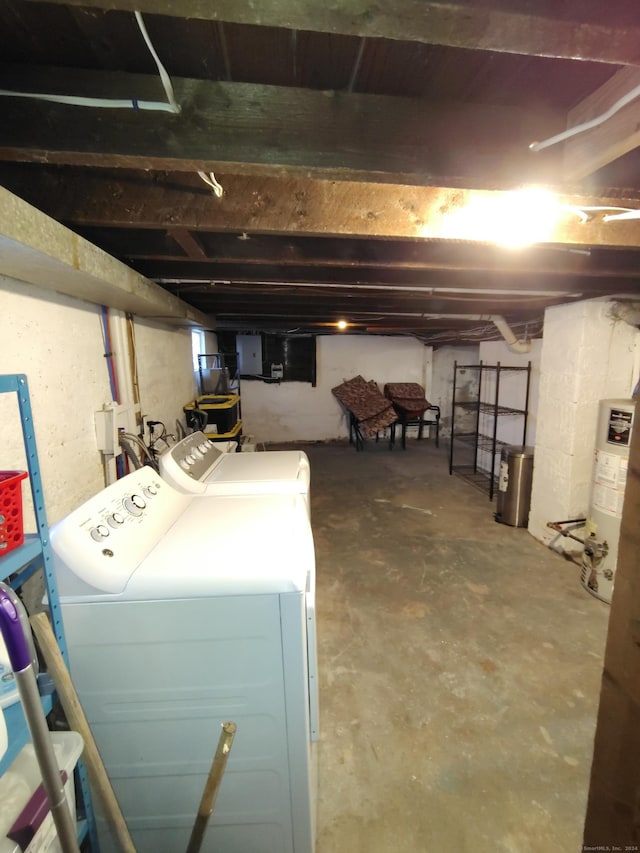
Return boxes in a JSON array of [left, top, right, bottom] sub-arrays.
[[158, 431, 311, 516], [50, 467, 318, 853]]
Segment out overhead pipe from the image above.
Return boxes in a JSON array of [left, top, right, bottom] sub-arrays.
[[490, 315, 532, 353], [398, 313, 532, 353]]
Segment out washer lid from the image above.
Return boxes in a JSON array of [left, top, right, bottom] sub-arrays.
[[209, 450, 310, 493], [122, 492, 314, 600]]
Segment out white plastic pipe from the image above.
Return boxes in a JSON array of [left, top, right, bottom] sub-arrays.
[[491, 315, 532, 353]]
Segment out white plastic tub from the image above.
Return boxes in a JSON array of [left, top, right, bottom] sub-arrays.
[[0, 731, 83, 853]]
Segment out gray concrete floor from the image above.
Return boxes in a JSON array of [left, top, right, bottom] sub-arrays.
[[300, 438, 610, 853]]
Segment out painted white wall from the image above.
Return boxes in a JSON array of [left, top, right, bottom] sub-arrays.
[[431, 340, 540, 476], [478, 339, 542, 447], [134, 317, 198, 438], [431, 345, 480, 437], [473, 339, 542, 476], [240, 334, 432, 443], [528, 298, 640, 549], [0, 275, 196, 529]]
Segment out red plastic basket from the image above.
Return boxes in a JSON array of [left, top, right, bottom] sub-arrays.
[[0, 471, 28, 556]]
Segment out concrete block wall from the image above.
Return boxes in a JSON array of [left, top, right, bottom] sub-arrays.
[[0, 274, 196, 528], [528, 299, 640, 549]]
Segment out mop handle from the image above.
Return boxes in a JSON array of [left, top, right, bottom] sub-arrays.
[[0, 584, 81, 853]]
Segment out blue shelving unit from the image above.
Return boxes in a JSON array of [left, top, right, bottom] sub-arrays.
[[0, 374, 98, 850]]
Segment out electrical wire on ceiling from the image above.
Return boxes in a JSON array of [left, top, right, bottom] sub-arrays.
[[0, 12, 180, 113], [564, 205, 640, 223], [528, 81, 640, 222], [133, 11, 179, 113], [412, 318, 544, 346], [198, 171, 224, 198], [530, 82, 640, 153]]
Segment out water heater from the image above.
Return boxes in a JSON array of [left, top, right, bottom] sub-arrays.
[[581, 399, 635, 603]]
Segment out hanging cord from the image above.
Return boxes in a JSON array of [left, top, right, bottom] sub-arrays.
[[198, 171, 224, 198], [134, 11, 180, 114]]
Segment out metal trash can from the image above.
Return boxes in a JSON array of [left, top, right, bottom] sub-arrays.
[[495, 446, 534, 527]]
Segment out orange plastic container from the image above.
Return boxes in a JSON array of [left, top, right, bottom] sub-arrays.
[[0, 471, 28, 556]]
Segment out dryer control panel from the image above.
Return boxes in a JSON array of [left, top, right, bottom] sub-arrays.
[[159, 431, 231, 490], [51, 468, 191, 594]]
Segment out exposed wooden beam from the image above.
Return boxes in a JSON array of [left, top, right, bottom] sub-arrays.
[[75, 227, 640, 280], [563, 66, 640, 181], [167, 228, 207, 258], [0, 64, 562, 187], [4, 167, 640, 250], [24, 0, 640, 66]]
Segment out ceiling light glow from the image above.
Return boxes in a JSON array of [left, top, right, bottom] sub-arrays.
[[337, 319, 348, 330], [440, 188, 562, 248]]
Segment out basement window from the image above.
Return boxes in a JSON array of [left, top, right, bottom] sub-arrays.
[[191, 329, 205, 371], [231, 333, 317, 385], [262, 334, 316, 385]]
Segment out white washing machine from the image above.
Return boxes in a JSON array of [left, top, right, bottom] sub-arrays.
[[50, 467, 318, 853], [158, 431, 311, 516]]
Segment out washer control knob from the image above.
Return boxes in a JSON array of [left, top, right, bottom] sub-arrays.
[[143, 485, 157, 499], [199, 442, 209, 454], [123, 494, 146, 516], [192, 448, 203, 459], [107, 513, 124, 528], [186, 454, 196, 465], [179, 459, 190, 470], [90, 525, 109, 542]]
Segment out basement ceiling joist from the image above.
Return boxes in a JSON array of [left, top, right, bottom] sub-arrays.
[[71, 229, 640, 279], [4, 167, 640, 249], [0, 64, 562, 187], [26, 0, 640, 66], [2, 1, 640, 341]]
